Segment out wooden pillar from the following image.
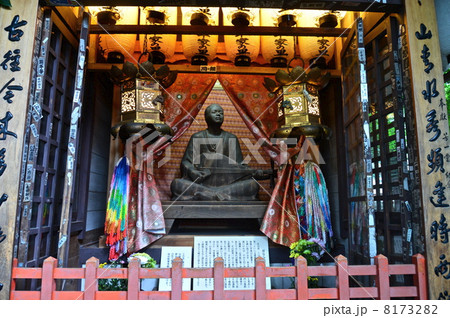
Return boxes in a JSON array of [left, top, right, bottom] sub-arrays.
[[404, 0, 450, 300], [0, 0, 39, 300]]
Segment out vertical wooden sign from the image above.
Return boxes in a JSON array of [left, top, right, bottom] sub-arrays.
[[405, 0, 450, 300], [0, 0, 39, 300]]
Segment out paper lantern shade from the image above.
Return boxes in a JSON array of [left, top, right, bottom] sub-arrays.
[[181, 7, 219, 65], [260, 9, 296, 67], [299, 10, 335, 68], [139, 7, 177, 64], [223, 8, 260, 66], [91, 6, 139, 63]]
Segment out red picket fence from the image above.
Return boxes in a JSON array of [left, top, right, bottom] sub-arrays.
[[10, 254, 427, 300]]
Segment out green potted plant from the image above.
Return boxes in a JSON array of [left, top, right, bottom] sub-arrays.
[[289, 238, 325, 288], [97, 253, 157, 291], [98, 260, 127, 291]]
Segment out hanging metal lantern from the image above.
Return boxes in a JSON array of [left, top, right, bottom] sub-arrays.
[[222, 7, 260, 67], [110, 61, 178, 141], [181, 7, 219, 65], [282, 82, 321, 127], [260, 9, 298, 68], [263, 66, 331, 140], [120, 77, 163, 123], [139, 7, 177, 65], [90, 6, 139, 63], [299, 10, 342, 69]]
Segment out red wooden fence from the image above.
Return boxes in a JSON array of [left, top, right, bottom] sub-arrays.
[[10, 254, 427, 300]]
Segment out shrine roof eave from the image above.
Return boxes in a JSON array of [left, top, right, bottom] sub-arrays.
[[41, 0, 403, 13]]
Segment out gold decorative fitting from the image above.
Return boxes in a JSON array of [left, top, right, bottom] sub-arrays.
[[110, 61, 177, 125]]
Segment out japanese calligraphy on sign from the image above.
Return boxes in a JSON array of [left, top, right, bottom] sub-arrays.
[[405, 0, 450, 300], [193, 236, 270, 291], [158, 246, 192, 291], [0, 0, 38, 299], [430, 214, 449, 244]]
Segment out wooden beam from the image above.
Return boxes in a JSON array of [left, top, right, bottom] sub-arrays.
[[42, 0, 403, 13], [56, 11, 90, 268], [404, 0, 450, 300], [88, 25, 350, 37], [87, 63, 341, 77], [0, 0, 40, 300]]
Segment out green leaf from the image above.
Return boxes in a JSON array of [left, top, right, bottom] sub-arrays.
[[0, 0, 12, 8]]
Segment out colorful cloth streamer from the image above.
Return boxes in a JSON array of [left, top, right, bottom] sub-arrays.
[[105, 156, 130, 260], [294, 161, 333, 245]]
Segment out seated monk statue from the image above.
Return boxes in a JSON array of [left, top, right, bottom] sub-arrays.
[[171, 103, 270, 201]]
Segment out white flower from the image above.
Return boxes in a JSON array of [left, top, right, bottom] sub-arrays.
[[128, 252, 152, 265]]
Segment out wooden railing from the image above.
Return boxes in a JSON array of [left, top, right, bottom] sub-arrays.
[[10, 254, 427, 300]]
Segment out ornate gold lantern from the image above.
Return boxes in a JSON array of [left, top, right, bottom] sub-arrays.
[[120, 77, 164, 123], [110, 61, 177, 141], [263, 66, 331, 140], [282, 82, 321, 127]]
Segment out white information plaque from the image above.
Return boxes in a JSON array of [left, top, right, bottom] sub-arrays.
[[159, 246, 193, 291], [193, 236, 271, 290]]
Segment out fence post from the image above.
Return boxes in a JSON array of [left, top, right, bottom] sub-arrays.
[[336, 255, 349, 300], [10, 258, 18, 297], [171, 257, 183, 300], [127, 257, 140, 300], [41, 257, 57, 300], [296, 256, 308, 300], [412, 254, 428, 300], [213, 257, 224, 300], [375, 254, 390, 300], [84, 257, 99, 300], [255, 257, 266, 300]]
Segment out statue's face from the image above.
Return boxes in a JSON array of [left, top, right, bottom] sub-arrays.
[[206, 105, 224, 126]]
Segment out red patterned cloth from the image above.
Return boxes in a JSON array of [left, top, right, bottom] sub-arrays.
[[260, 164, 300, 246], [126, 74, 218, 254], [218, 75, 281, 164], [219, 74, 306, 247]]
